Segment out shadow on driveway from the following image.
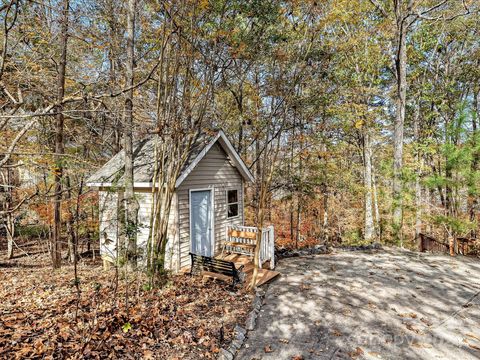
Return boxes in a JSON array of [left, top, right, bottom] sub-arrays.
[[236, 248, 480, 360]]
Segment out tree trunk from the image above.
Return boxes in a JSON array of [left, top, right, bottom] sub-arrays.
[[363, 131, 375, 242], [392, 1, 409, 246], [107, 0, 122, 153], [372, 164, 381, 240], [6, 212, 14, 259], [413, 101, 422, 244], [295, 195, 302, 246], [123, 0, 139, 266], [52, 0, 69, 269], [295, 115, 303, 245], [469, 88, 479, 238], [319, 143, 329, 244], [289, 120, 295, 246], [322, 186, 329, 244], [65, 175, 76, 263]]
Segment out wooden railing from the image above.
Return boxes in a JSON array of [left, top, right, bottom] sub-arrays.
[[226, 225, 275, 269], [419, 233, 479, 256], [260, 226, 275, 270], [456, 237, 477, 255], [419, 233, 449, 254]]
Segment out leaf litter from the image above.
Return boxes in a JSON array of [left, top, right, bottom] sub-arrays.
[[0, 256, 253, 359]]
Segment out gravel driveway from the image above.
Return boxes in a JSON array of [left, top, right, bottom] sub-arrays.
[[236, 248, 480, 360]]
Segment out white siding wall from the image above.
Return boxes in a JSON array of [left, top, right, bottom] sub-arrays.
[[98, 189, 179, 271], [98, 190, 119, 261], [134, 190, 153, 259], [177, 143, 244, 269]]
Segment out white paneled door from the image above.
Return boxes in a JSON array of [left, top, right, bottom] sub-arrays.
[[190, 189, 213, 257]]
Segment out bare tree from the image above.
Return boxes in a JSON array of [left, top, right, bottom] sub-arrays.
[[51, 0, 70, 268], [122, 0, 139, 266], [146, 1, 217, 284]]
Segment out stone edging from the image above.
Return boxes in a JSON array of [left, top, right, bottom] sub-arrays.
[[217, 287, 266, 360]]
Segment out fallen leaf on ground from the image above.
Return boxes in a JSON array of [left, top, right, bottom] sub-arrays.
[[348, 347, 364, 358], [466, 333, 480, 342], [399, 312, 417, 319], [412, 342, 432, 348], [143, 350, 154, 359], [468, 344, 480, 351], [420, 317, 433, 326], [405, 323, 421, 334], [265, 345, 274, 353]]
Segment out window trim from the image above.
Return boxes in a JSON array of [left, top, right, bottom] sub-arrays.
[[226, 188, 240, 219]]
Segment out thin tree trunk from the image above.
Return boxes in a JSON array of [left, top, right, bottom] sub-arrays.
[[469, 88, 479, 238], [123, 0, 139, 266], [319, 143, 329, 244], [289, 119, 295, 246], [107, 0, 122, 153], [290, 206, 294, 245], [4, 160, 14, 259], [392, 1, 411, 246], [372, 164, 381, 240], [413, 102, 422, 244], [65, 175, 76, 263], [322, 186, 329, 244], [52, 0, 69, 269], [6, 212, 14, 259], [295, 114, 303, 245], [237, 90, 244, 154], [363, 131, 374, 241]]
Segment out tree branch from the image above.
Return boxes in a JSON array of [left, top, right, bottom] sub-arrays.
[[368, 0, 388, 17]]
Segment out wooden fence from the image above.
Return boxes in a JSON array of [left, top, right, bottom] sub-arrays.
[[419, 233, 449, 253], [419, 233, 477, 256]]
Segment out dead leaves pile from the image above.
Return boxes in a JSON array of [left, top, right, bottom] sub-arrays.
[[0, 264, 252, 359]]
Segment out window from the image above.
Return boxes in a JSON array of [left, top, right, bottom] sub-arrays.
[[227, 189, 239, 218]]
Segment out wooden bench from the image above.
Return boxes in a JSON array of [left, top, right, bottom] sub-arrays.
[[189, 253, 244, 288]]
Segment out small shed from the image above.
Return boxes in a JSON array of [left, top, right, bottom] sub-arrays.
[[86, 130, 259, 271]]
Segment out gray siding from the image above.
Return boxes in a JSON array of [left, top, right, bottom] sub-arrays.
[[177, 143, 244, 268]]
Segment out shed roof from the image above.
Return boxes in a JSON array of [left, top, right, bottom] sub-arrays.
[[86, 130, 254, 188]]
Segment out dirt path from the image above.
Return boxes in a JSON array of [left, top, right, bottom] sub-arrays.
[[236, 248, 480, 360]]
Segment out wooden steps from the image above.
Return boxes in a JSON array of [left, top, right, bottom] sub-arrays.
[[244, 268, 280, 287], [180, 253, 281, 288], [216, 253, 280, 287]]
